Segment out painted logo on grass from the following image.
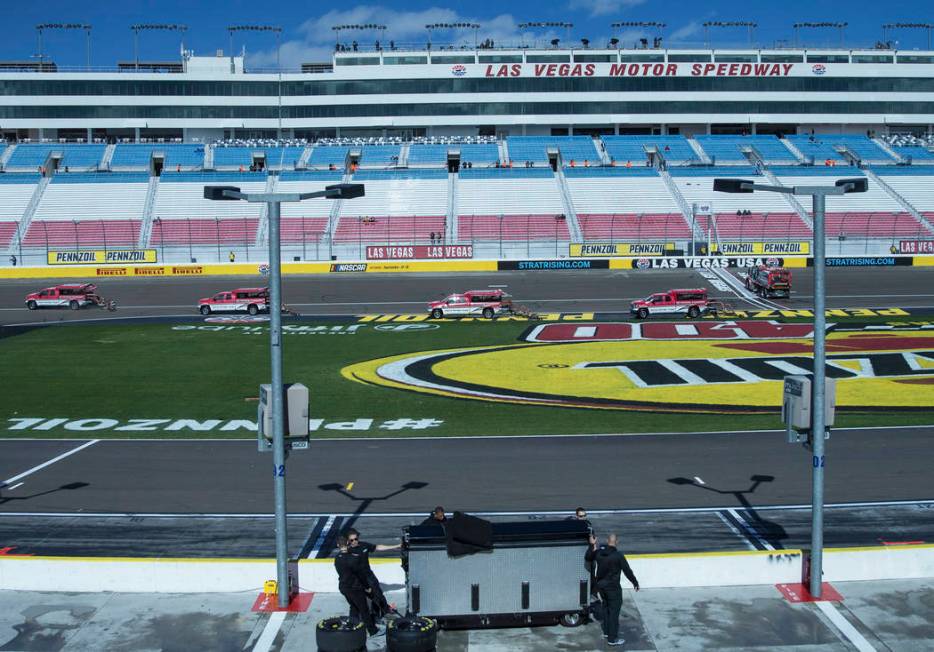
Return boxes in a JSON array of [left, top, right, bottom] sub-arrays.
[[342, 325, 934, 413]]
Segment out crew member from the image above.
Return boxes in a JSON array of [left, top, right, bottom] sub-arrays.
[[346, 528, 401, 619], [586, 533, 639, 647], [419, 505, 448, 526], [334, 535, 381, 637]]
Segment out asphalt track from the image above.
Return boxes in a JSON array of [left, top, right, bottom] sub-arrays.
[[1, 267, 933, 558], [2, 266, 934, 324]]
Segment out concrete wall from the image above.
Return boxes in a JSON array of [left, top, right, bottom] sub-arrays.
[[2, 545, 932, 594]]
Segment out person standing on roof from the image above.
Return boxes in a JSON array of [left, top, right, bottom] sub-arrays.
[[586, 532, 639, 647]]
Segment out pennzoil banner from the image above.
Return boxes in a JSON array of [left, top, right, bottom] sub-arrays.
[[570, 243, 674, 257], [48, 249, 158, 265], [715, 242, 810, 255]]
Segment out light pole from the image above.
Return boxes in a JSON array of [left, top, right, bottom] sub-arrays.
[[703, 21, 757, 48], [204, 182, 365, 608], [227, 26, 283, 137], [714, 176, 866, 598], [611, 21, 666, 49], [131, 24, 188, 71], [792, 22, 848, 48], [426, 23, 481, 49], [518, 22, 575, 49], [882, 22, 933, 51], [36, 23, 93, 69]]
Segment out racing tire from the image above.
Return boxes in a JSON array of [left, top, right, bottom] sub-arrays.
[[26, 300, 37, 310], [316, 616, 366, 652], [636, 307, 649, 320], [387, 616, 438, 652], [560, 612, 584, 628], [430, 309, 443, 319], [687, 306, 700, 319], [199, 305, 211, 315], [69, 300, 80, 311], [482, 307, 494, 319], [247, 304, 259, 316]]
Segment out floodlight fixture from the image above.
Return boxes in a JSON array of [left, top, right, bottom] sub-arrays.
[[425, 22, 480, 47], [712, 178, 754, 193], [793, 21, 848, 48], [835, 177, 868, 193], [130, 24, 188, 70], [36, 23, 93, 69], [519, 21, 574, 47], [882, 22, 933, 50], [204, 186, 242, 200], [702, 21, 758, 48]]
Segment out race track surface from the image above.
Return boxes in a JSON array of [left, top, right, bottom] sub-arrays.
[[2, 266, 934, 324]]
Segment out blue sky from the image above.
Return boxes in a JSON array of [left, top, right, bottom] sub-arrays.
[[5, 0, 934, 69]]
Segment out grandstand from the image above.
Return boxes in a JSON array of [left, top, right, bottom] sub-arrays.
[[458, 143, 500, 166], [407, 144, 448, 167], [0, 174, 38, 247], [308, 146, 349, 169], [695, 135, 798, 166], [23, 173, 148, 248], [506, 136, 599, 166], [602, 136, 698, 166], [110, 144, 205, 170], [5, 144, 105, 171], [787, 135, 849, 164]]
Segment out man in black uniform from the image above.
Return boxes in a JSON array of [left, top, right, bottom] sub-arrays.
[[346, 528, 401, 619], [419, 505, 448, 526], [585, 533, 639, 647], [334, 535, 380, 637]]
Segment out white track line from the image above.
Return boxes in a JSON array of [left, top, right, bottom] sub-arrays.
[[307, 515, 337, 559], [251, 611, 287, 652], [727, 508, 775, 550], [1, 440, 98, 486], [716, 511, 757, 551], [2, 498, 931, 520], [816, 601, 876, 652]]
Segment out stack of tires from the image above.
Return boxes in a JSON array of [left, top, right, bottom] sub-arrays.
[[316, 617, 366, 652], [387, 616, 438, 652]]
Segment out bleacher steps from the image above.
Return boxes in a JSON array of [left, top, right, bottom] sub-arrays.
[[873, 138, 905, 164], [554, 167, 583, 242], [447, 172, 457, 244], [687, 139, 712, 165], [760, 169, 814, 229], [297, 146, 313, 170], [255, 174, 278, 247], [138, 175, 161, 247], [8, 176, 50, 254], [399, 144, 410, 168], [328, 172, 352, 240], [657, 168, 703, 240], [498, 140, 509, 165], [864, 168, 934, 233], [101, 144, 116, 171], [203, 144, 214, 170], [1, 144, 17, 170], [780, 139, 808, 163], [595, 138, 611, 166]]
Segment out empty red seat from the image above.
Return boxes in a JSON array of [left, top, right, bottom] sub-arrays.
[[0, 221, 18, 248], [150, 218, 258, 245], [824, 212, 932, 237], [21, 220, 141, 247], [578, 213, 692, 239], [458, 215, 571, 240], [334, 215, 446, 242]]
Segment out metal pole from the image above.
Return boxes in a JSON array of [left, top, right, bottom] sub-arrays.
[[87, 29, 91, 70], [810, 191, 827, 599], [134, 30, 139, 70], [268, 199, 290, 609]]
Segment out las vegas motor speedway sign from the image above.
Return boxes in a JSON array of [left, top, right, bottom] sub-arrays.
[[343, 321, 934, 413]]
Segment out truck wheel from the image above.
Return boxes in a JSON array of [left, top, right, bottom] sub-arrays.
[[560, 612, 584, 628], [200, 305, 211, 315], [637, 308, 649, 320], [688, 306, 700, 319], [247, 304, 259, 316], [27, 300, 37, 310], [69, 300, 80, 310], [482, 307, 494, 319], [431, 309, 443, 319]]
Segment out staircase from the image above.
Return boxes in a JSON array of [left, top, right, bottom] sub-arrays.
[[0, 144, 15, 170], [554, 166, 583, 242], [760, 169, 814, 229], [864, 168, 934, 233], [328, 171, 353, 238], [498, 140, 509, 165], [595, 138, 611, 165], [446, 172, 458, 244], [203, 144, 214, 170], [872, 138, 905, 164], [658, 168, 704, 240], [687, 138, 712, 165], [101, 143, 117, 170], [297, 145, 313, 170], [137, 175, 161, 247], [398, 143, 410, 167], [255, 174, 278, 247], [780, 138, 807, 163], [7, 176, 50, 254]]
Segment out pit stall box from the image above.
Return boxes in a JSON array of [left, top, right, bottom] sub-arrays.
[[403, 519, 592, 629]]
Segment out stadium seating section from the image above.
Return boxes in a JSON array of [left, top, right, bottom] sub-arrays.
[[602, 136, 696, 165], [110, 144, 205, 169], [308, 145, 349, 168], [407, 144, 448, 166], [695, 135, 798, 164], [506, 136, 599, 166]]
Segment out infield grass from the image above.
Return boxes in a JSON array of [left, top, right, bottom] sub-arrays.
[[1, 318, 932, 439]]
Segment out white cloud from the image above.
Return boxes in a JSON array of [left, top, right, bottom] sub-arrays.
[[246, 5, 530, 69], [668, 21, 703, 44], [568, 0, 648, 18]]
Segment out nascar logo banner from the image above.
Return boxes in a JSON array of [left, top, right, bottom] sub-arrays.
[[715, 242, 810, 255], [48, 249, 158, 265], [570, 243, 674, 257]]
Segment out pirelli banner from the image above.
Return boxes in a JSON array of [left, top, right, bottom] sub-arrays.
[[714, 242, 811, 256], [48, 249, 158, 265], [570, 243, 675, 257]]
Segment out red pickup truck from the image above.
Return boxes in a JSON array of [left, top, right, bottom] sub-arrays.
[[25, 283, 104, 310], [630, 288, 711, 319]]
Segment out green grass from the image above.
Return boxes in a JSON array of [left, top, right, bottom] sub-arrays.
[[1, 318, 932, 439]]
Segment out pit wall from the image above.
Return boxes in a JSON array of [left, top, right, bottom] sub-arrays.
[[1, 544, 931, 594], [2, 255, 933, 280]]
